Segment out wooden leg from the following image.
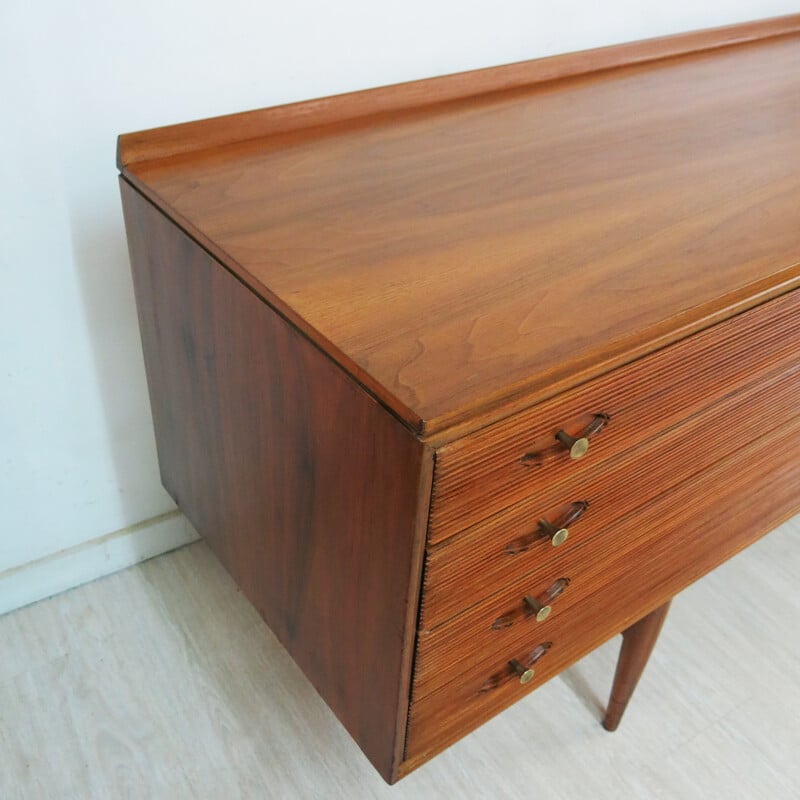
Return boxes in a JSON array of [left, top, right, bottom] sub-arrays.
[[603, 600, 671, 732]]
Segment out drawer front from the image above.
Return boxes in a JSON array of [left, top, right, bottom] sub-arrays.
[[421, 360, 800, 629], [406, 437, 800, 763], [429, 288, 800, 543], [412, 408, 800, 704]]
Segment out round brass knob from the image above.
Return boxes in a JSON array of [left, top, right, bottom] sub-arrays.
[[523, 595, 552, 622], [555, 429, 589, 459], [509, 659, 534, 684], [551, 528, 568, 546], [539, 519, 569, 547]]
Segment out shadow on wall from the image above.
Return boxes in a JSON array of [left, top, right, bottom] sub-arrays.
[[67, 164, 178, 557]]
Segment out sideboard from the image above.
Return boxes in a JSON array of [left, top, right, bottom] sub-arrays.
[[118, 13, 800, 783]]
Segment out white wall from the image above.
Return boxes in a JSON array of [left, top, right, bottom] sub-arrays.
[[1, 0, 795, 610]]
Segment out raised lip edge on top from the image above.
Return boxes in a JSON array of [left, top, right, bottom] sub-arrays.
[[117, 13, 800, 170]]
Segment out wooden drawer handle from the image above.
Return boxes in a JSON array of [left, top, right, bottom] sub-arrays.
[[493, 579, 570, 629], [555, 414, 609, 459], [523, 577, 570, 622], [508, 642, 552, 685], [479, 643, 552, 692], [509, 659, 535, 684], [520, 414, 608, 467], [505, 501, 589, 554]]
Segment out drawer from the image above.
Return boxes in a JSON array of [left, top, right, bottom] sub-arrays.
[[429, 288, 800, 543], [406, 434, 800, 763], [413, 407, 800, 704], [421, 359, 800, 629]]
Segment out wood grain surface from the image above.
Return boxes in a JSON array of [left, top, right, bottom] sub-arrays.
[[119, 28, 800, 438], [116, 15, 800, 784], [412, 405, 800, 704], [404, 433, 800, 763], [422, 357, 800, 629], [430, 287, 800, 542], [120, 181, 433, 783]]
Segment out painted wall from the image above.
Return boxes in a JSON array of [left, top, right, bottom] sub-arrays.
[[1, 0, 795, 609]]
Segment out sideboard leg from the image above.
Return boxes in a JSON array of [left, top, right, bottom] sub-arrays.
[[603, 600, 672, 732]]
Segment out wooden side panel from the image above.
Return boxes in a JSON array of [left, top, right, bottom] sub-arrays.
[[120, 179, 432, 783]]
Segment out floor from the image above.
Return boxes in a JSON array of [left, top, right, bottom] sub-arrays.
[[1, 519, 798, 800]]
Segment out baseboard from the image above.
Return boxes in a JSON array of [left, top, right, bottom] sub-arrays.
[[0, 511, 200, 616]]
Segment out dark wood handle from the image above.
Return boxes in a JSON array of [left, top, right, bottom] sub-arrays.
[[520, 414, 609, 467], [492, 578, 570, 630], [523, 577, 570, 622], [505, 501, 588, 554], [508, 642, 553, 686], [555, 414, 609, 459], [479, 643, 553, 693], [508, 658, 535, 684]]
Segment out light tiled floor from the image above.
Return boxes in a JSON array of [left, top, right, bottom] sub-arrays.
[[1, 517, 798, 799]]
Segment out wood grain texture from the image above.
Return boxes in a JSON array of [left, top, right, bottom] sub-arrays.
[[422, 357, 800, 629], [117, 15, 800, 169], [603, 601, 672, 732], [430, 287, 800, 542], [120, 181, 433, 783], [412, 405, 800, 706], [116, 17, 800, 784], [119, 29, 800, 438], [404, 432, 800, 763]]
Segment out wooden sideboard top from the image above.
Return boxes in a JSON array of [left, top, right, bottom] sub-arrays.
[[118, 15, 800, 441]]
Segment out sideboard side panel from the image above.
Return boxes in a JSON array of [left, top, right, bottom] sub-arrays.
[[120, 179, 432, 782]]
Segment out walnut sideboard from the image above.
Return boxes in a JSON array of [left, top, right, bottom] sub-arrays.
[[118, 14, 800, 784]]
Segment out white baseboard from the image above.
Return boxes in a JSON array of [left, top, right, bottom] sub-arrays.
[[0, 511, 200, 616]]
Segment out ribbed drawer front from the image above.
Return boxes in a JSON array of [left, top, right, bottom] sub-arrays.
[[406, 426, 800, 763], [421, 359, 800, 630], [429, 288, 800, 544], [412, 404, 800, 705]]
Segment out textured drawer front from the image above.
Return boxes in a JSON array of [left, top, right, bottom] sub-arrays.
[[429, 288, 800, 543], [421, 359, 800, 630], [412, 408, 800, 704], [406, 435, 800, 763]]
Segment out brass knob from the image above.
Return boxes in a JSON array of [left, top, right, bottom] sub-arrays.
[[556, 429, 589, 459], [539, 519, 569, 547], [509, 659, 534, 684], [523, 595, 552, 622]]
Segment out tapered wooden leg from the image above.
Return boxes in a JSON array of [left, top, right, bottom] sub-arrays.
[[603, 600, 671, 732]]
